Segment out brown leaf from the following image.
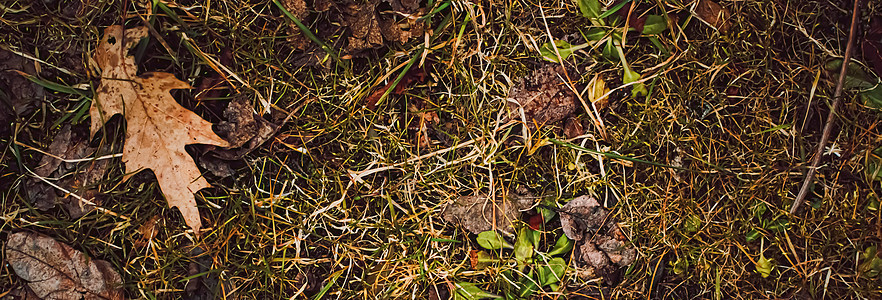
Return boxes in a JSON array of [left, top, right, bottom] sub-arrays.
[[90, 26, 230, 233], [6, 232, 123, 300], [281, 0, 312, 49], [365, 67, 427, 110], [563, 117, 585, 139], [0, 49, 44, 137], [560, 196, 636, 281], [27, 125, 110, 218], [441, 191, 533, 234], [215, 95, 279, 153], [506, 64, 578, 130], [559, 195, 605, 241], [694, 0, 732, 33]]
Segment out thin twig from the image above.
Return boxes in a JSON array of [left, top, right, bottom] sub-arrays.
[[791, 0, 861, 214]]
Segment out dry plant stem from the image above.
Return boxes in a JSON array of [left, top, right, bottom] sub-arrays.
[[791, 0, 861, 214]]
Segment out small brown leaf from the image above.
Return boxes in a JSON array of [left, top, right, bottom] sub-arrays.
[[6, 232, 123, 300], [560, 196, 636, 281], [694, 0, 732, 33], [441, 191, 533, 234], [506, 64, 578, 130]]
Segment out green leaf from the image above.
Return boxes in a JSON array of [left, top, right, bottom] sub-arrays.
[[756, 253, 773, 278], [683, 215, 701, 233], [745, 229, 762, 242], [859, 245, 882, 278], [598, 0, 632, 19], [516, 270, 539, 298], [477, 231, 512, 250], [514, 227, 535, 268], [538, 257, 567, 286], [671, 257, 689, 275], [602, 38, 619, 60], [539, 40, 590, 63], [860, 85, 882, 109], [623, 64, 647, 97], [765, 218, 789, 232], [453, 282, 501, 300], [584, 27, 608, 41], [547, 235, 574, 257], [575, 0, 602, 19], [642, 14, 667, 35]]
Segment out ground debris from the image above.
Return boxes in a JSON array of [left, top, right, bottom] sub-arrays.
[[0, 49, 44, 136], [693, 0, 732, 33], [442, 190, 534, 234], [201, 95, 280, 178], [559, 195, 636, 281], [281, 0, 426, 54], [6, 232, 124, 300], [27, 124, 110, 218], [90, 25, 230, 233], [506, 64, 578, 130]]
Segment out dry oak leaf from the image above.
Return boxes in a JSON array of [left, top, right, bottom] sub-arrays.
[[6, 232, 124, 300], [90, 26, 229, 233]]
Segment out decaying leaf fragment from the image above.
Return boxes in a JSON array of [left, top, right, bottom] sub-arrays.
[[27, 124, 111, 218], [507, 64, 578, 130], [559, 195, 636, 281], [694, 0, 732, 33], [6, 232, 123, 300], [442, 191, 533, 234], [90, 26, 230, 233]]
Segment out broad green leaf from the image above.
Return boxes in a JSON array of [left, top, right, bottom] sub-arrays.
[[514, 227, 534, 267], [642, 14, 667, 35], [623, 65, 647, 97], [859, 245, 882, 278], [575, 0, 602, 20], [539, 40, 590, 63], [825, 59, 877, 89], [860, 85, 882, 109], [453, 282, 501, 300], [477, 231, 512, 250], [756, 253, 773, 278], [538, 257, 567, 286], [547, 234, 574, 257]]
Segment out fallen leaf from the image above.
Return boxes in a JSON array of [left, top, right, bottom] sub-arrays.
[[6, 232, 123, 300], [0, 49, 44, 137], [507, 64, 578, 130], [442, 191, 533, 234], [563, 117, 585, 139], [215, 94, 280, 155], [694, 0, 732, 33], [560, 196, 636, 281], [27, 124, 110, 218], [365, 67, 427, 110], [90, 26, 230, 233], [281, 0, 312, 49]]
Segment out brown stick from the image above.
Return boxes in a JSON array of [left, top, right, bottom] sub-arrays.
[[791, 0, 862, 214]]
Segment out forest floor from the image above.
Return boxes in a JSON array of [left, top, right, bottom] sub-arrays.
[[2, 0, 882, 299]]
